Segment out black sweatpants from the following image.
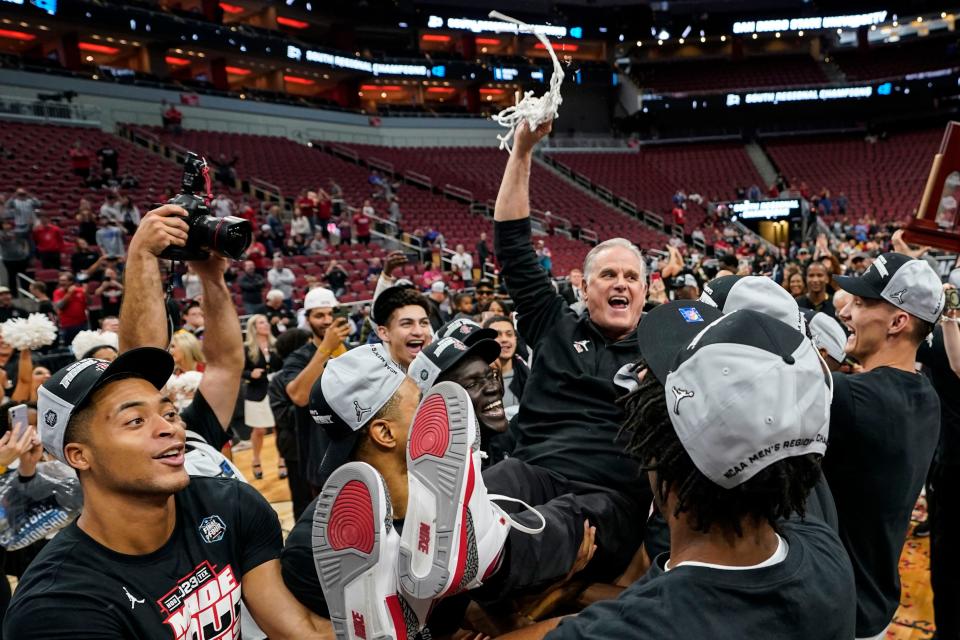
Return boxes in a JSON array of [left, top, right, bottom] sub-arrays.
[[931, 462, 960, 639], [479, 458, 648, 599]]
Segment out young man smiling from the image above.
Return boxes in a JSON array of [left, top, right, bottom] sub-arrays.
[[827, 252, 944, 639], [6, 349, 333, 638], [372, 283, 432, 370]]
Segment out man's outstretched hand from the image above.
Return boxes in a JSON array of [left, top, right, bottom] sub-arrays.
[[130, 205, 189, 256], [513, 119, 553, 157], [383, 251, 408, 279]]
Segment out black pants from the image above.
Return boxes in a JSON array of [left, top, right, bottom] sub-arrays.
[[38, 252, 60, 270], [479, 458, 648, 599], [286, 458, 314, 521], [2, 259, 28, 294], [357, 234, 371, 246], [931, 463, 960, 639]]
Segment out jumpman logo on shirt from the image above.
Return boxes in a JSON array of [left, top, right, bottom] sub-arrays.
[[123, 586, 145, 610]]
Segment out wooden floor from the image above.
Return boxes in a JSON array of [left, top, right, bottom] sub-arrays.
[[238, 434, 937, 639]]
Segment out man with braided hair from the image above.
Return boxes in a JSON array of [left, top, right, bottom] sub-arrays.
[[499, 301, 856, 639]]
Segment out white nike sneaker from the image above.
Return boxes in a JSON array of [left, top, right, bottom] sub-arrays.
[[312, 462, 428, 640], [398, 382, 545, 601]]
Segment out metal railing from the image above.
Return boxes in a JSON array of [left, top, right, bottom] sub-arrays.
[[0, 95, 100, 124]]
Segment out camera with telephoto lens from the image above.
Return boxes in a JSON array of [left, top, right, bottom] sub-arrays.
[[159, 152, 252, 261]]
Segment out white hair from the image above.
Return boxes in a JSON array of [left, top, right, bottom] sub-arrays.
[[266, 289, 285, 301], [582, 238, 645, 283]]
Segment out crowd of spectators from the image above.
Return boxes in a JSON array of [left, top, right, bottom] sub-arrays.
[[0, 119, 955, 640]]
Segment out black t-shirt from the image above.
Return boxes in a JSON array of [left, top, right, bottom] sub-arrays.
[[0, 305, 25, 323], [276, 342, 319, 483], [71, 249, 100, 275], [795, 293, 836, 318], [4, 477, 281, 639], [546, 519, 855, 640], [823, 367, 940, 636], [181, 389, 230, 451], [100, 281, 123, 317], [281, 496, 465, 636], [917, 325, 960, 466]]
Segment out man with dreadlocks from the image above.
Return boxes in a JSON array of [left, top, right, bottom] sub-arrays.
[[500, 301, 856, 639]]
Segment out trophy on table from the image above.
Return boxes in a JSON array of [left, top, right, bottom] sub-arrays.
[[903, 121, 960, 251]]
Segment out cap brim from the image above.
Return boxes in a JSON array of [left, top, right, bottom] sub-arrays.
[[82, 347, 174, 411], [461, 327, 498, 347], [638, 301, 724, 384], [315, 430, 360, 490], [833, 274, 883, 299], [466, 338, 501, 365]]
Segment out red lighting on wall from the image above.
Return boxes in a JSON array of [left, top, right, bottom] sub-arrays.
[[277, 16, 309, 29], [421, 34, 451, 42], [79, 42, 120, 55], [361, 85, 402, 91], [219, 2, 244, 14], [479, 88, 505, 95], [426, 87, 455, 93], [535, 42, 578, 52], [284, 75, 315, 85], [0, 29, 36, 42], [225, 66, 250, 75], [165, 56, 191, 66], [475, 38, 501, 45]]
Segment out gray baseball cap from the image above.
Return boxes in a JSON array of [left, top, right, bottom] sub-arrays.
[[308, 344, 406, 487], [834, 252, 945, 323], [435, 318, 497, 346], [700, 275, 806, 334], [638, 306, 832, 489], [803, 310, 848, 363]]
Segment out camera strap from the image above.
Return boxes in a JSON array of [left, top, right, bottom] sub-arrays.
[[164, 259, 181, 342]]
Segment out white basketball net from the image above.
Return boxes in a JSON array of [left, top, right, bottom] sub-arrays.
[[489, 10, 565, 153]]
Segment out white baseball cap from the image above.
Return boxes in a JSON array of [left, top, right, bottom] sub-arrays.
[[308, 344, 405, 487], [430, 281, 446, 294], [303, 287, 338, 311], [700, 275, 806, 334]]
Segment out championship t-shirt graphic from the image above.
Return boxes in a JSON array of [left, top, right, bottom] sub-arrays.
[[158, 560, 242, 640]]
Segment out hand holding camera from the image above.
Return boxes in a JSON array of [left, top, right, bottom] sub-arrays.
[[152, 152, 252, 262]]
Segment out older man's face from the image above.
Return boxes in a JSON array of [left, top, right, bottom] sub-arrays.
[[583, 247, 646, 341]]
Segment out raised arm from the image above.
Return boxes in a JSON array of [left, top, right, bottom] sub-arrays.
[[943, 284, 960, 378], [10, 349, 34, 403], [494, 120, 552, 223], [193, 255, 244, 427], [118, 205, 189, 352]]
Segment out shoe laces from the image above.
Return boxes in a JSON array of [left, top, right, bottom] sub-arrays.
[[486, 494, 547, 535]]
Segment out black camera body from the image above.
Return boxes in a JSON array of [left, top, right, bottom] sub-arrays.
[[159, 152, 252, 261]]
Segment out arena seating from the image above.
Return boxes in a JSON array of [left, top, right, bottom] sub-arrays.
[[763, 128, 941, 222], [630, 54, 827, 93], [130, 126, 599, 274], [0, 121, 181, 227], [833, 37, 959, 81], [551, 144, 765, 234], [340, 144, 670, 252]]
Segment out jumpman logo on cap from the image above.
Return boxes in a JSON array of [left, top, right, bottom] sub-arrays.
[[672, 387, 695, 415]]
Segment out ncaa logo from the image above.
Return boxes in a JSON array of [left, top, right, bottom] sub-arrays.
[[43, 410, 57, 428], [198, 515, 227, 544]]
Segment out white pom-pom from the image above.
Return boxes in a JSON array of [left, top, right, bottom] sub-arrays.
[[70, 330, 120, 359], [489, 11, 565, 153], [165, 371, 203, 410], [1, 313, 58, 351]]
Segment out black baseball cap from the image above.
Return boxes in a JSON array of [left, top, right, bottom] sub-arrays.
[[833, 252, 945, 324], [435, 318, 497, 346], [476, 279, 495, 291], [408, 336, 501, 394], [38, 347, 175, 463], [637, 301, 723, 384]]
